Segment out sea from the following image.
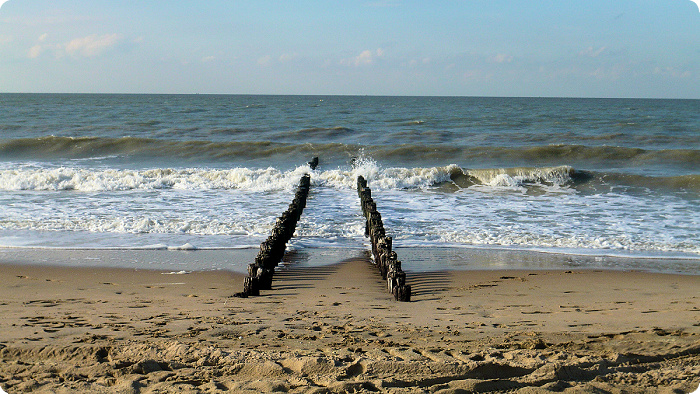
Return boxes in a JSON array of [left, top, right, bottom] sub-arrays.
[[0, 94, 698, 274]]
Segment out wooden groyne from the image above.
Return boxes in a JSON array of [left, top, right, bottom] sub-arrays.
[[234, 172, 311, 298], [357, 176, 411, 302]]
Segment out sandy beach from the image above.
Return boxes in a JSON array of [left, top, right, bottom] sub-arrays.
[[1, 252, 699, 393]]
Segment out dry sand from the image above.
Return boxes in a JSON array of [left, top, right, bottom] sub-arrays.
[[1, 252, 699, 393]]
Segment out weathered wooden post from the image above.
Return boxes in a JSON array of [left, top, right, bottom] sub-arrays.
[[355, 176, 411, 302], [234, 162, 315, 298], [394, 285, 411, 302], [243, 276, 259, 297]]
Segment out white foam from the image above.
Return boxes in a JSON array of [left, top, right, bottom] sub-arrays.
[[168, 243, 197, 251], [1, 163, 466, 193], [140, 244, 168, 250], [317, 162, 458, 190], [0, 163, 697, 259], [466, 165, 575, 188], [0, 165, 311, 192]]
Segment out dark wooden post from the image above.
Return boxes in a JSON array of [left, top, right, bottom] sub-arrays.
[[355, 176, 411, 302], [235, 164, 314, 298]]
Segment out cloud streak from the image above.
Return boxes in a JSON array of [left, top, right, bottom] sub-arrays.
[[345, 48, 385, 67], [491, 53, 514, 63], [65, 34, 122, 57], [28, 33, 123, 59], [579, 46, 607, 58]]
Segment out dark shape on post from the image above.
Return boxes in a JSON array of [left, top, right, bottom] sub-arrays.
[[248, 263, 259, 277], [257, 268, 274, 290], [308, 157, 319, 170], [394, 285, 411, 302], [243, 276, 260, 297], [376, 236, 392, 279], [357, 177, 368, 197]]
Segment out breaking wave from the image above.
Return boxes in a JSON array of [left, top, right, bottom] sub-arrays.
[[0, 162, 696, 258], [0, 166, 313, 192], [0, 161, 697, 193], [450, 165, 583, 188]]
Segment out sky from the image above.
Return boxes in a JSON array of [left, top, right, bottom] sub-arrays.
[[0, 0, 699, 98]]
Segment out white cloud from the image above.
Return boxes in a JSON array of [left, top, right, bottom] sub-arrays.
[[579, 46, 607, 58], [65, 33, 122, 57], [348, 48, 385, 67], [28, 45, 43, 59], [201, 55, 216, 63], [279, 52, 298, 63], [257, 55, 272, 66], [27, 34, 50, 59], [0, 0, 9, 10], [408, 57, 431, 68], [491, 53, 513, 63], [354, 50, 374, 66], [653, 66, 692, 79]]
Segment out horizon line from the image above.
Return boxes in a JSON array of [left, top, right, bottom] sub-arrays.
[[1, 92, 698, 100]]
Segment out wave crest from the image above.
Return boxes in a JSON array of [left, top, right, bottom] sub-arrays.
[[2, 137, 698, 170], [451, 165, 579, 188], [0, 166, 312, 192], [1, 162, 696, 193]]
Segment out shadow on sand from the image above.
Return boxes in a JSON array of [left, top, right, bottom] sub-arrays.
[[406, 270, 452, 300]]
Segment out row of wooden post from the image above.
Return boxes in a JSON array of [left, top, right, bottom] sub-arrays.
[[234, 173, 311, 298], [357, 176, 411, 302]]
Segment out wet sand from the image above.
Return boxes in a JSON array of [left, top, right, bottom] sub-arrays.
[[1, 252, 699, 393]]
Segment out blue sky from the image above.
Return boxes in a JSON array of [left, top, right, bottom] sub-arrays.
[[0, 1, 699, 98]]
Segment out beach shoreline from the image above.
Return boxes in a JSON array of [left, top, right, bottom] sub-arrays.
[[1, 250, 698, 393], [1, 245, 698, 275]]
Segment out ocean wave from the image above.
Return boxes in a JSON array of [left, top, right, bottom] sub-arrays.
[[513, 144, 700, 164], [594, 172, 700, 192], [450, 165, 581, 188], [1, 160, 696, 257], [435, 230, 700, 256], [3, 215, 696, 256], [0, 164, 457, 193], [318, 156, 458, 190], [0, 136, 341, 160], [2, 137, 698, 170], [0, 166, 312, 192], [1, 162, 697, 193], [448, 165, 699, 192], [288, 126, 356, 139], [0, 217, 265, 237]]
